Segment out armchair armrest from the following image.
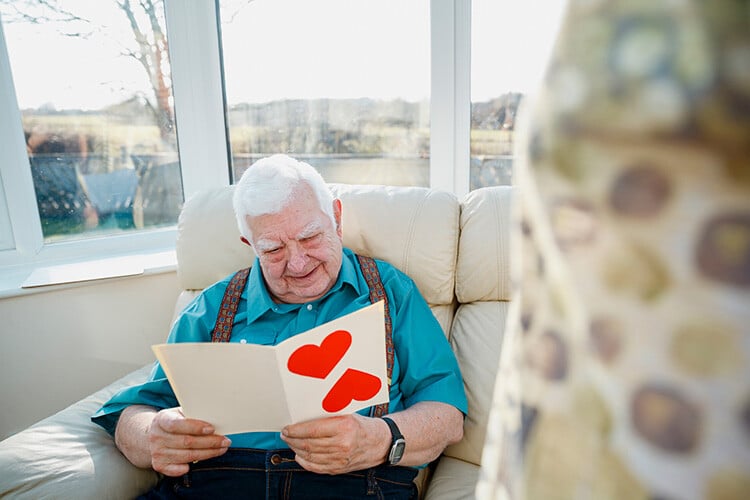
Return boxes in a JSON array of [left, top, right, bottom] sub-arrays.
[[0, 365, 159, 499]]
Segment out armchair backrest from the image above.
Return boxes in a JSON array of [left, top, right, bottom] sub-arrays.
[[174, 183, 461, 334]]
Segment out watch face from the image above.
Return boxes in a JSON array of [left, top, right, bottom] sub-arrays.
[[389, 438, 406, 464]]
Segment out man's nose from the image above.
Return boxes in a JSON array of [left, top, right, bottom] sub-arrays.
[[287, 244, 308, 273]]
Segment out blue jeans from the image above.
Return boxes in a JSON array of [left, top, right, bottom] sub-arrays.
[[139, 448, 418, 500]]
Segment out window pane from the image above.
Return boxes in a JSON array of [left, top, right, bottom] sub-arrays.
[[0, 0, 182, 242], [471, 0, 566, 189], [219, 0, 430, 186]]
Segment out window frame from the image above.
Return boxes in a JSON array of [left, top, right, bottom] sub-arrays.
[[431, 0, 471, 196], [0, 0, 471, 291]]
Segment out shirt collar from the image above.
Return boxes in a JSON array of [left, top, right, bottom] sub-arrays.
[[241, 247, 361, 324]]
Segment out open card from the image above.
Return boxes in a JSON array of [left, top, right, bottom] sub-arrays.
[[152, 301, 388, 435]]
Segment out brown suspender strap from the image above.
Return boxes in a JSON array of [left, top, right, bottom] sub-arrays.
[[211, 267, 250, 343], [356, 254, 394, 417], [210, 257, 393, 415]]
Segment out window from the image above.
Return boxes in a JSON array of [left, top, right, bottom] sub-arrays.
[[218, 0, 431, 186], [0, 0, 567, 286], [0, 0, 181, 243], [470, 0, 566, 189], [0, 175, 12, 251]]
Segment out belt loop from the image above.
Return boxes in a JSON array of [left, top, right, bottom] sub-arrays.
[[366, 468, 377, 495]]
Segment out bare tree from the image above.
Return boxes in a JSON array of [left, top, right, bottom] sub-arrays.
[[1, 0, 252, 144], [116, 0, 172, 139], [1, 0, 173, 141]]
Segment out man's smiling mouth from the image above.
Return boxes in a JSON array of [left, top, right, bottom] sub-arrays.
[[289, 266, 318, 281]]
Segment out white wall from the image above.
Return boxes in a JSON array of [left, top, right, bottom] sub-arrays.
[[0, 271, 180, 440]]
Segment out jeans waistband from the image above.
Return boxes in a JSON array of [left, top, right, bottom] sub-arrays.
[[190, 448, 300, 472], [189, 448, 417, 482]]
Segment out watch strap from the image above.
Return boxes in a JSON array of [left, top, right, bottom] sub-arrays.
[[382, 416, 406, 465], [381, 416, 403, 441]]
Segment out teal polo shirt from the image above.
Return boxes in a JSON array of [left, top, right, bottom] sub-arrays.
[[92, 248, 467, 450]]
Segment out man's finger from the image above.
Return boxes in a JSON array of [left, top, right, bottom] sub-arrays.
[[157, 442, 231, 463], [282, 415, 351, 439], [151, 441, 231, 476], [156, 410, 215, 436], [281, 433, 338, 452], [152, 430, 231, 451]]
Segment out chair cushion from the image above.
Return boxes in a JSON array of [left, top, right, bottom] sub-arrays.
[[444, 301, 510, 466], [424, 456, 481, 500], [456, 186, 513, 303], [329, 184, 459, 307], [177, 186, 254, 290]]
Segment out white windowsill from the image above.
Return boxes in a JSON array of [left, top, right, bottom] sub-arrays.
[[0, 249, 177, 299]]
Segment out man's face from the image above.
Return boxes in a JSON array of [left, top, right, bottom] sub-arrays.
[[247, 185, 343, 304]]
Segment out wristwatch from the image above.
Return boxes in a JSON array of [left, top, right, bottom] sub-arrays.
[[381, 417, 406, 465]]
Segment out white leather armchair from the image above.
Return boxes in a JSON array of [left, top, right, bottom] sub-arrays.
[[0, 183, 512, 499]]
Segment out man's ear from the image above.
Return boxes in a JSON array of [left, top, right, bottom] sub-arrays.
[[240, 236, 252, 247], [333, 199, 343, 237]]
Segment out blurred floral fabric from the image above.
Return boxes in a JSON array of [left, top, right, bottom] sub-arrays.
[[477, 1, 750, 499]]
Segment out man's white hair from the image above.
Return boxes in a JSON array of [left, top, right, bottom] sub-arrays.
[[232, 154, 336, 242]]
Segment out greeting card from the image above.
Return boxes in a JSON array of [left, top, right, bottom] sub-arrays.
[[152, 301, 388, 434]]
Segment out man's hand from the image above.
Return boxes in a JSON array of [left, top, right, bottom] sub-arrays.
[[147, 408, 232, 476], [281, 402, 464, 474], [280, 414, 390, 474], [115, 405, 231, 477]]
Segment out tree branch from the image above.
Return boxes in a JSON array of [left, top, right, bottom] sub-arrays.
[[0, 0, 92, 37]]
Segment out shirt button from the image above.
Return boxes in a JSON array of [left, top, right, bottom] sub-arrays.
[[306, 304, 313, 311], [239, 339, 247, 344]]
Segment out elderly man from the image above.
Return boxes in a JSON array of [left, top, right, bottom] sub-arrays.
[[93, 154, 467, 499]]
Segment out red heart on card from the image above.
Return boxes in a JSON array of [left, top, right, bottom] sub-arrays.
[[287, 330, 352, 379], [322, 368, 382, 413]]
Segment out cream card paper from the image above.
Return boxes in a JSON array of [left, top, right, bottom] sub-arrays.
[[152, 301, 387, 435]]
